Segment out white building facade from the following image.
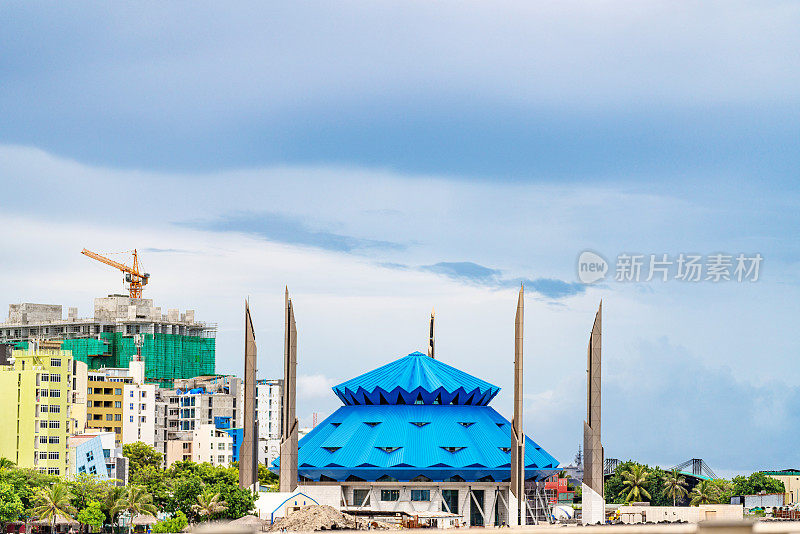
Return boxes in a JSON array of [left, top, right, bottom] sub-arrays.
[[123, 382, 157, 446]]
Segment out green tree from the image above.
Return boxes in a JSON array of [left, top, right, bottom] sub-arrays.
[[191, 491, 227, 521], [153, 512, 188, 534], [711, 479, 734, 504], [77, 501, 105, 532], [621, 464, 652, 503], [103, 485, 127, 528], [122, 443, 164, 479], [732, 473, 785, 496], [0, 482, 24, 531], [0, 466, 58, 512], [690, 480, 719, 505], [113, 486, 157, 534], [31, 483, 76, 534], [0, 458, 15, 471], [258, 464, 278, 489], [662, 469, 689, 506], [67, 475, 111, 514]]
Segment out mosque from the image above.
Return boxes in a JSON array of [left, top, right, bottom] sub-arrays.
[[275, 351, 559, 526]]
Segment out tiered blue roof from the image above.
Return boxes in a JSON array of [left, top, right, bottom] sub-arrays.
[[274, 351, 558, 482], [333, 351, 500, 406]]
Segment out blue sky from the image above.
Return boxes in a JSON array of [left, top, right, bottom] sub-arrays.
[[1, 1, 799, 475]]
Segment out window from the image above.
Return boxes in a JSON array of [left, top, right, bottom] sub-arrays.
[[130, 416, 134, 423], [89, 465, 97, 475], [130, 403, 134, 410], [86, 451, 94, 462], [106, 414, 113, 421], [218, 455, 225, 463], [47, 468, 59, 475], [50, 374, 61, 383], [130, 391, 134, 397], [141, 391, 146, 398], [87, 400, 93, 408], [50, 358, 61, 367], [49, 389, 61, 398], [40, 405, 49, 413], [141, 403, 146, 410], [440, 446, 465, 453], [40, 374, 49, 382], [411, 490, 430, 502], [48, 451, 59, 460], [78, 466, 86, 474], [114, 388, 122, 395], [140, 416, 146, 423], [49, 405, 60, 414], [39, 436, 48, 444], [39, 452, 48, 460], [87, 387, 93, 395], [49, 436, 59, 444], [115, 427, 121, 434], [353, 489, 370, 506], [380, 490, 399, 501], [114, 401, 121, 408], [115, 414, 121, 421]]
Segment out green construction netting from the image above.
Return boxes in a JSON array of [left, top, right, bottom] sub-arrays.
[[14, 333, 215, 388]]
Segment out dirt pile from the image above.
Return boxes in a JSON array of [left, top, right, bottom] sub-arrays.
[[269, 505, 356, 531]]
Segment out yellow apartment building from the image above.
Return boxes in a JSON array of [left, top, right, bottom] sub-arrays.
[[87, 372, 133, 446], [0, 348, 86, 476]]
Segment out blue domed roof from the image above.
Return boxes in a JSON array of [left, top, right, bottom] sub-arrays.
[[275, 404, 558, 482], [332, 351, 500, 406]]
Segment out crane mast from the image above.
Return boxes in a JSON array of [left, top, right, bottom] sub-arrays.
[[81, 248, 150, 298]]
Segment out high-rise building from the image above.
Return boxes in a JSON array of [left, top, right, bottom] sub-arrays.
[[0, 348, 87, 476], [0, 297, 216, 387], [123, 382, 157, 447], [256, 379, 282, 464], [86, 371, 129, 446]]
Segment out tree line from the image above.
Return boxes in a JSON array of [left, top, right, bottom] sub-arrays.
[[604, 461, 785, 506], [0, 442, 280, 533]]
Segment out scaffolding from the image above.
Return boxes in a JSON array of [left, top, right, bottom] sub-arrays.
[[14, 332, 215, 387]]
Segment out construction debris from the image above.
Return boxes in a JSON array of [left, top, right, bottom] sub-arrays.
[[269, 505, 357, 531]]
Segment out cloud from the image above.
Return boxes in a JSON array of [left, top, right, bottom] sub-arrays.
[[179, 212, 404, 253], [418, 261, 585, 299], [298, 374, 339, 400], [419, 261, 500, 282]]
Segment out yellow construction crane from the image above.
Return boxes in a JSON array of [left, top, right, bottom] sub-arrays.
[[81, 248, 150, 298]]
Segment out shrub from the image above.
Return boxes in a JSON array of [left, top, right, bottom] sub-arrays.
[[153, 511, 188, 533]]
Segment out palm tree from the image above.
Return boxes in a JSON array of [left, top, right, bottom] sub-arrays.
[[191, 491, 228, 521], [104, 485, 127, 530], [620, 465, 652, 503], [31, 484, 76, 534], [0, 457, 15, 470], [113, 486, 157, 534], [690, 480, 718, 506], [663, 469, 689, 506]]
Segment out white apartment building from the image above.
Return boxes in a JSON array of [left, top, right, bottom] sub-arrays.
[[256, 379, 282, 465], [164, 424, 233, 467], [122, 382, 157, 446]]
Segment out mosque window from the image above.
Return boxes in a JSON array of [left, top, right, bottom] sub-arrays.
[[376, 446, 400, 453], [441, 446, 465, 453], [410, 422, 430, 427]]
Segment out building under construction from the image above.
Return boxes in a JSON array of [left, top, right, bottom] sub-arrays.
[[0, 296, 216, 387]]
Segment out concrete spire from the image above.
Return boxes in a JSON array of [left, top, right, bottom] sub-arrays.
[[239, 300, 258, 490], [510, 285, 525, 524], [582, 301, 604, 524], [280, 287, 299, 492], [427, 307, 435, 359]]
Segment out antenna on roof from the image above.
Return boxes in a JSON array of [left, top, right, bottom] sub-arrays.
[[427, 307, 435, 359]]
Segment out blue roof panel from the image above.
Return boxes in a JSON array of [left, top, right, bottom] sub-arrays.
[[333, 352, 500, 406], [274, 404, 558, 482]]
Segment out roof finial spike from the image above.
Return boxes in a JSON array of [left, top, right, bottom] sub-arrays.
[[427, 308, 436, 359]]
